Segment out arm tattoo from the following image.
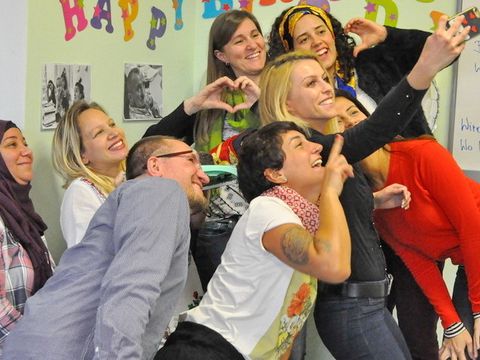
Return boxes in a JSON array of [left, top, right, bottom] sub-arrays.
[[281, 227, 310, 265]]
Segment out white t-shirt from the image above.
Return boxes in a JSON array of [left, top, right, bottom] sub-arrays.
[[186, 196, 317, 360], [60, 178, 105, 248]]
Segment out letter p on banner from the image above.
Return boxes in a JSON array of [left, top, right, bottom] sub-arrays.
[[146, 7, 167, 50]]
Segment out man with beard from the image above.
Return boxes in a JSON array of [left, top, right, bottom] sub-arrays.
[[4, 136, 209, 360]]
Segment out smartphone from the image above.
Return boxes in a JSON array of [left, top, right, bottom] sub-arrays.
[[448, 7, 480, 40]]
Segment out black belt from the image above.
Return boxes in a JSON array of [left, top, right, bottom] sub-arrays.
[[318, 276, 391, 298]]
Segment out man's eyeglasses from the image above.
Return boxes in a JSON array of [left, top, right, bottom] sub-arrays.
[[151, 149, 201, 169], [154, 150, 194, 158]]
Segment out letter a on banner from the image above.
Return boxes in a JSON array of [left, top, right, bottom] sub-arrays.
[[91, 0, 114, 33]]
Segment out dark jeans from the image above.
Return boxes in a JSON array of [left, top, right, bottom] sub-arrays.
[[192, 217, 238, 292], [290, 324, 306, 360], [384, 243, 440, 360], [314, 296, 412, 360]]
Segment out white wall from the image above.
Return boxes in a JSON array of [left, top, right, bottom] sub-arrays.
[[0, 0, 27, 127]]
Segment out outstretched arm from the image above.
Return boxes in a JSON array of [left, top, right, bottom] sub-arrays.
[[313, 16, 469, 163], [406, 15, 467, 90]]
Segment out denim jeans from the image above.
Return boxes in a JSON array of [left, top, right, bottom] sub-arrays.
[[314, 296, 412, 360], [193, 217, 238, 291], [290, 324, 306, 360], [384, 243, 440, 360]]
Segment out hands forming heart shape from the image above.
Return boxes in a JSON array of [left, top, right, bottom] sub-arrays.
[[184, 76, 261, 115]]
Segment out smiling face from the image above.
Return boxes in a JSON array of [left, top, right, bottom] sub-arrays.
[[78, 108, 128, 178], [0, 127, 33, 185], [335, 96, 368, 131], [215, 18, 267, 80], [292, 14, 337, 77], [275, 130, 324, 200], [285, 59, 336, 132], [154, 140, 209, 213]]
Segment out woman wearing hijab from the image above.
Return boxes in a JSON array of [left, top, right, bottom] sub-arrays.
[[0, 120, 53, 353]]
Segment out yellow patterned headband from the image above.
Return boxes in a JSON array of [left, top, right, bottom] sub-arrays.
[[278, 5, 334, 51]]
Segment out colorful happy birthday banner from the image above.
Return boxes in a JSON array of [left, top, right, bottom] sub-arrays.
[[59, 0, 444, 50]]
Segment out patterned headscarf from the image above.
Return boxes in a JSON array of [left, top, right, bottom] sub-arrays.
[[278, 5, 356, 96], [0, 120, 52, 293], [278, 5, 334, 52]]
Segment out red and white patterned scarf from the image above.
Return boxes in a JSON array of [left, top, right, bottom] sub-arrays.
[[261, 185, 319, 235]]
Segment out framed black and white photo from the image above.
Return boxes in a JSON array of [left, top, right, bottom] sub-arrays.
[[123, 63, 163, 121], [40, 63, 91, 130]]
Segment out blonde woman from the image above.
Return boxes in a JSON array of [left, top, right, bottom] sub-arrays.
[[52, 101, 128, 247]]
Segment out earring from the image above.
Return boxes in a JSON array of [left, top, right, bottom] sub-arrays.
[[225, 62, 230, 67]]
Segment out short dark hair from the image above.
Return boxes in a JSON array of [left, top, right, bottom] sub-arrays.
[[237, 121, 306, 202], [126, 135, 175, 180]]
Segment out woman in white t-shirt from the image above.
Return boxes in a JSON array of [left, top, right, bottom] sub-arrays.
[[156, 121, 353, 360], [52, 101, 128, 247]]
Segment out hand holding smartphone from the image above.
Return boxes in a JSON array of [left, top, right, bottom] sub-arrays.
[[448, 7, 480, 41]]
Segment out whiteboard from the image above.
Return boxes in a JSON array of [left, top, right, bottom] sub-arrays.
[[449, 0, 480, 179]]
